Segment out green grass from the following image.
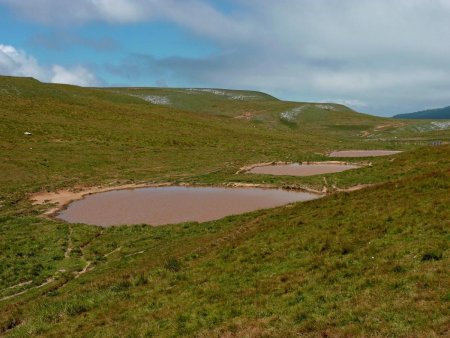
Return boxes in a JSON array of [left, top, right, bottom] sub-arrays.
[[0, 76, 449, 337]]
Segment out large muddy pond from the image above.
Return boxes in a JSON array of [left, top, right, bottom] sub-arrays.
[[247, 163, 361, 176], [57, 186, 320, 226], [329, 150, 402, 157]]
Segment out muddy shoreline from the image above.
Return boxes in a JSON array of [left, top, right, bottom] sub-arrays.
[[246, 162, 363, 176], [31, 182, 173, 216], [55, 186, 321, 226], [237, 160, 367, 175], [31, 181, 326, 220]]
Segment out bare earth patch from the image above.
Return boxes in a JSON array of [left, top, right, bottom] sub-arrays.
[[234, 111, 255, 120], [360, 121, 408, 137], [374, 121, 407, 131]]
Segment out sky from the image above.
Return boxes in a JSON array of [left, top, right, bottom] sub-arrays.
[[1, 1, 450, 116]]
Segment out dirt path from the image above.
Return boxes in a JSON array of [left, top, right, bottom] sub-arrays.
[[75, 261, 92, 279], [0, 255, 95, 301], [0, 278, 54, 302], [104, 246, 122, 258], [5, 280, 33, 290], [125, 250, 145, 258], [1, 227, 99, 301]]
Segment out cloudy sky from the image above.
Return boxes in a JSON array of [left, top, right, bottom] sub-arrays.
[[1, 0, 450, 116]]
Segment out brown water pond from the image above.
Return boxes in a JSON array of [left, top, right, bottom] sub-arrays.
[[57, 186, 320, 227], [247, 163, 361, 176], [329, 150, 402, 157]]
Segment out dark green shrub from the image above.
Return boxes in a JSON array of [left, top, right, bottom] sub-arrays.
[[164, 257, 181, 272], [421, 251, 443, 261]]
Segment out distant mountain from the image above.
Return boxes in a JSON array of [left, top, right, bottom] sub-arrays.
[[394, 106, 450, 119]]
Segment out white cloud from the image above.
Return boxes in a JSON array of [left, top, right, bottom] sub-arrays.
[[0, 0, 147, 24], [0, 44, 99, 86], [0, 0, 233, 29], [0, 44, 45, 79], [96, 0, 450, 114], [0, 0, 247, 41], [3, 0, 450, 114], [51, 65, 98, 87]]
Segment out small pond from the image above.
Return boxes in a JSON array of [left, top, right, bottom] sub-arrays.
[[329, 150, 402, 157], [57, 186, 320, 227], [247, 163, 361, 176]]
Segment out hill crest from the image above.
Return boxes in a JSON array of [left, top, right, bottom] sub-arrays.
[[394, 106, 450, 119]]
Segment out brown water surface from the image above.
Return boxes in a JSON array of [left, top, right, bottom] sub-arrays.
[[329, 150, 402, 157], [248, 163, 360, 176], [57, 186, 320, 226]]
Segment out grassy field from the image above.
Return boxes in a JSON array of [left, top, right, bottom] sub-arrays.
[[0, 76, 449, 337]]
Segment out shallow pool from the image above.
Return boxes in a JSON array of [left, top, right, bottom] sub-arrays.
[[329, 150, 402, 157], [57, 186, 320, 226], [247, 163, 361, 176]]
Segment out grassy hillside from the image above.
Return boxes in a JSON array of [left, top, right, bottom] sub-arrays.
[[394, 106, 450, 119], [110, 87, 378, 129], [0, 76, 449, 337], [0, 76, 408, 197]]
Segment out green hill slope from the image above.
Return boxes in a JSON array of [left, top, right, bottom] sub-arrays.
[[0, 76, 394, 196], [0, 76, 449, 337], [394, 106, 450, 119], [110, 85, 382, 130]]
